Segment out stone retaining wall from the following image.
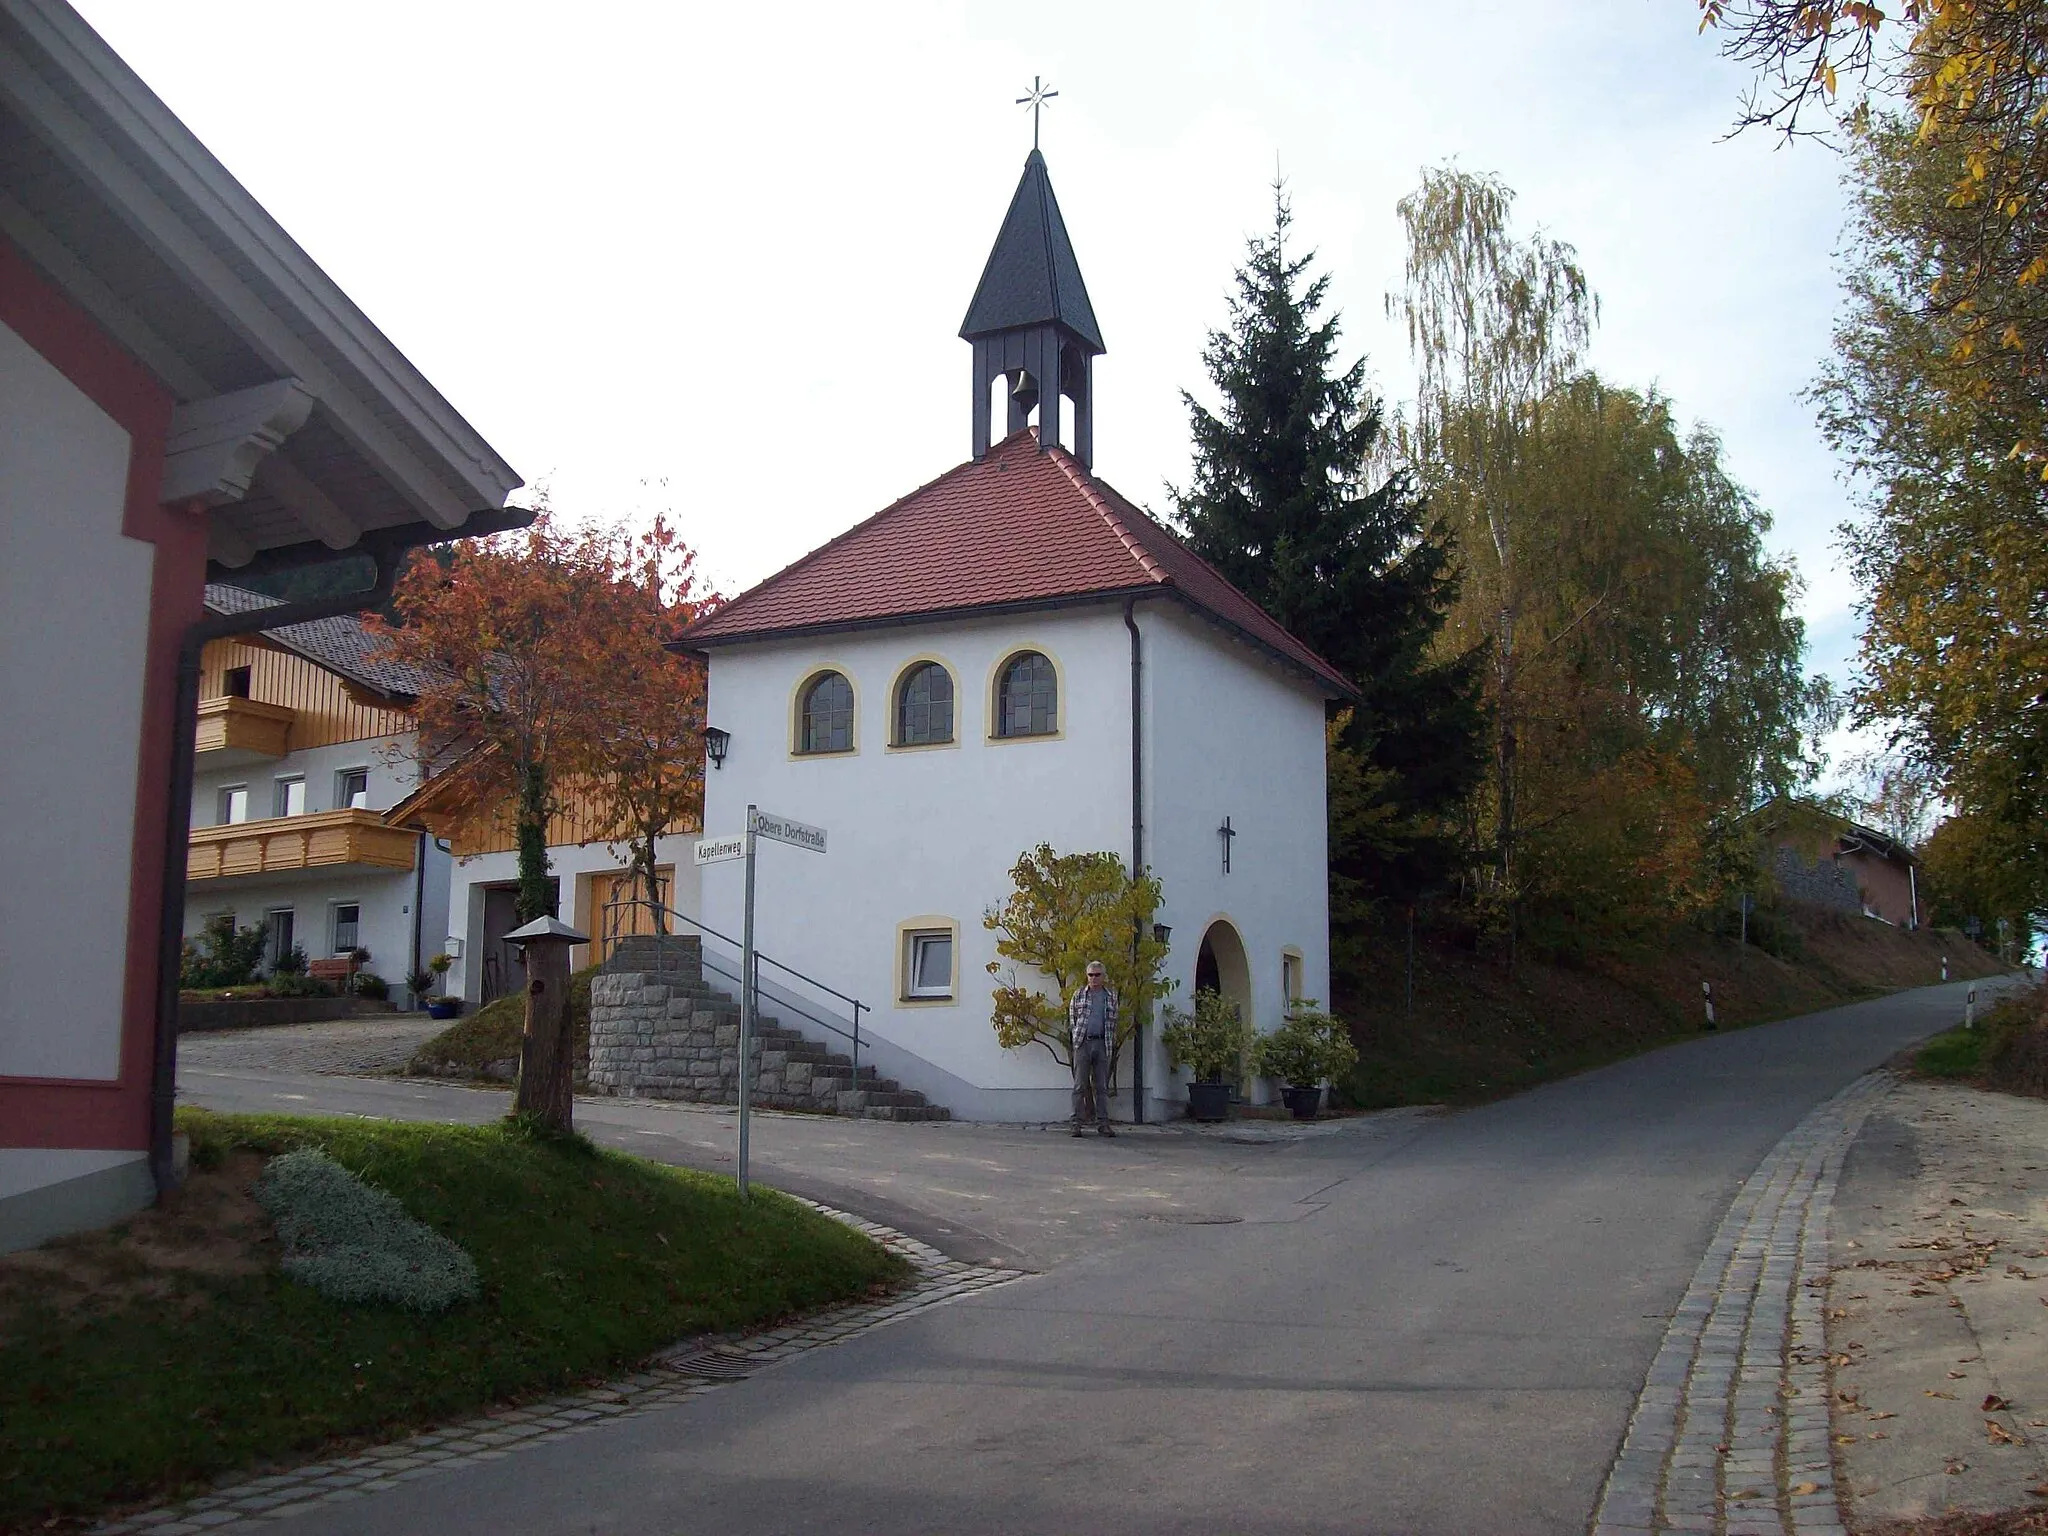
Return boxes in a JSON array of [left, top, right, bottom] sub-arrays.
[[588, 972, 842, 1112]]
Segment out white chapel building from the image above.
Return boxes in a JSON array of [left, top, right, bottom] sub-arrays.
[[678, 149, 1352, 1124]]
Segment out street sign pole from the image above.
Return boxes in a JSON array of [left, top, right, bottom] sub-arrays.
[[737, 804, 758, 1200]]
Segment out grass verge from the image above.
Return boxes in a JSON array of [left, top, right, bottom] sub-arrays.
[[1912, 1026, 1987, 1079], [0, 1108, 906, 1530], [1335, 909, 2009, 1110], [408, 966, 595, 1081]]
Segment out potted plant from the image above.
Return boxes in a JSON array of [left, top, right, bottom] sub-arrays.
[[423, 952, 459, 1017], [1159, 988, 1253, 1122], [1250, 1003, 1358, 1120]]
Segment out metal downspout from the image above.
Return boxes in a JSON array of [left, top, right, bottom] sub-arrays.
[[1124, 597, 1145, 1125], [150, 549, 404, 1196], [410, 831, 429, 1005]]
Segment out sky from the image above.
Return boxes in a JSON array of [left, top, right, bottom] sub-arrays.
[[77, 0, 1872, 762]]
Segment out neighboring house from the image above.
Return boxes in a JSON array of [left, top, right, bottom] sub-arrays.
[[675, 149, 1352, 1123], [1, 0, 522, 1253], [1752, 798, 1922, 929], [387, 751, 702, 1007], [183, 586, 451, 1005]]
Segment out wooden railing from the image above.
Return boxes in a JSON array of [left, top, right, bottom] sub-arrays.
[[188, 808, 416, 881], [194, 695, 295, 759]]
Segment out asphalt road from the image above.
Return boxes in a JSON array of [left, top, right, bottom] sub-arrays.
[[178, 977, 2017, 1534]]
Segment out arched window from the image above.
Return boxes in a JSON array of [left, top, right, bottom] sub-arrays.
[[895, 662, 954, 746], [996, 651, 1057, 737], [798, 671, 854, 754]]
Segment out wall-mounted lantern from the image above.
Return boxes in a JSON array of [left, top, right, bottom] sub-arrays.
[[1151, 923, 1172, 948], [703, 725, 730, 771]]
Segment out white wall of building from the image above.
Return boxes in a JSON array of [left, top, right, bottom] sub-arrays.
[[1141, 603, 1333, 1110], [701, 604, 1138, 1119], [189, 734, 417, 828], [698, 598, 1335, 1122], [446, 836, 703, 1005], [0, 319, 152, 1080]]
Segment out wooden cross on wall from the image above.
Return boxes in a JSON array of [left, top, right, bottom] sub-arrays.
[[1219, 816, 1236, 874]]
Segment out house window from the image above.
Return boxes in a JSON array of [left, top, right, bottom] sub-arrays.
[[996, 651, 1057, 737], [895, 662, 954, 746], [331, 904, 360, 954], [274, 776, 306, 818], [223, 666, 251, 698], [798, 671, 855, 754], [337, 768, 370, 810], [905, 930, 954, 1000], [1282, 951, 1304, 1005], [219, 785, 249, 824], [266, 908, 296, 971]]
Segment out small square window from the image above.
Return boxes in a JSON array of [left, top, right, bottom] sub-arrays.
[[223, 666, 251, 698], [905, 931, 953, 999], [219, 785, 249, 824], [337, 768, 370, 810], [332, 903, 361, 954], [275, 777, 305, 817]]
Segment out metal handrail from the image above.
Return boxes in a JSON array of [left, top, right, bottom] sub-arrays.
[[598, 895, 869, 1074]]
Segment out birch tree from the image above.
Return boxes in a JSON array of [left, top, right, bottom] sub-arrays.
[[1391, 167, 1596, 947]]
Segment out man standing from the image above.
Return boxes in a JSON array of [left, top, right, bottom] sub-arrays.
[[1069, 960, 1118, 1138]]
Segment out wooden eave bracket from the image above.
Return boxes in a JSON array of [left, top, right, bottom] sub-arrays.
[[160, 378, 315, 507]]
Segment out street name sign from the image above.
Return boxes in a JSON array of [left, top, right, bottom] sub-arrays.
[[751, 809, 826, 854], [694, 835, 746, 867]]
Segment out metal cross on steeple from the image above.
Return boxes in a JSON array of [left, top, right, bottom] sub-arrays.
[[1016, 75, 1058, 150]]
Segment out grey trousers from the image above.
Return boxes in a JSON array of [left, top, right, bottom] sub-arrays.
[[1072, 1034, 1111, 1126]]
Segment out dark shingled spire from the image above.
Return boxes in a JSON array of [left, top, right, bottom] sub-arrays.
[[959, 149, 1104, 353]]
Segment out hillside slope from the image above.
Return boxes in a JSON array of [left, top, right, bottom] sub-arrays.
[[1336, 908, 2006, 1108]]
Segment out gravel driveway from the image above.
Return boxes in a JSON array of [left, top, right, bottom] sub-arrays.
[[177, 1015, 449, 1076]]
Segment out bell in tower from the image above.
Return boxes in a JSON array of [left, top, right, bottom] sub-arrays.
[[960, 148, 1105, 467]]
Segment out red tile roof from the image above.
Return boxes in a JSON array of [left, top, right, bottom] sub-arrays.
[[678, 430, 1353, 697]]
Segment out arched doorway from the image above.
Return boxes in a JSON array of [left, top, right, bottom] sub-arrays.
[[1193, 918, 1253, 1029]]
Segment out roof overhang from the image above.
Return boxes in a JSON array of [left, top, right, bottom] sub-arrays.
[[0, 0, 529, 576], [675, 586, 1359, 702]]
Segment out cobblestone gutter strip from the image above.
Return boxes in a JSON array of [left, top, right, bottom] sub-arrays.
[[91, 1201, 1027, 1535], [1592, 1072, 1896, 1536]]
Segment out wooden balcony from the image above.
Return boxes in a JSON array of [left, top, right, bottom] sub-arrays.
[[194, 696, 295, 764], [188, 809, 417, 882]]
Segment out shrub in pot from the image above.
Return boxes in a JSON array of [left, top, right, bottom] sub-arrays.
[[1250, 1004, 1358, 1120], [1159, 988, 1252, 1122]]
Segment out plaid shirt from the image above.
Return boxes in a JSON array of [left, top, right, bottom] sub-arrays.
[[1069, 984, 1120, 1050]]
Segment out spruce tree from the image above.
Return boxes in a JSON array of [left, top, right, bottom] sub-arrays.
[[1171, 186, 1486, 944]]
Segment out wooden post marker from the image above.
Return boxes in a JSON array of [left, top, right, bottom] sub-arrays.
[[505, 915, 589, 1132]]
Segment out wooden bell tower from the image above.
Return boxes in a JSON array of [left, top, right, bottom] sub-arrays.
[[960, 149, 1105, 468]]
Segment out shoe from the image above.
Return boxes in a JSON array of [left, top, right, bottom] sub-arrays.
[[1070, 1126, 1086, 1137], [1097, 1125, 1116, 1138]]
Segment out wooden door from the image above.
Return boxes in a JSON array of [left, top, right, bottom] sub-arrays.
[[590, 866, 673, 966]]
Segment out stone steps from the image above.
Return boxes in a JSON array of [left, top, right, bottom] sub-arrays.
[[588, 947, 949, 1121]]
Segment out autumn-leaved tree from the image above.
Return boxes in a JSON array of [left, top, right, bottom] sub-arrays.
[[587, 515, 720, 930], [983, 846, 1173, 1070], [1699, 0, 2048, 460], [1391, 166, 1595, 949], [371, 512, 642, 924]]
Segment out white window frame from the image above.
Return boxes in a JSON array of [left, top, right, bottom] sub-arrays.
[[331, 902, 361, 955], [219, 784, 249, 825], [336, 766, 371, 811], [895, 917, 960, 1005], [266, 907, 296, 969], [274, 775, 306, 818]]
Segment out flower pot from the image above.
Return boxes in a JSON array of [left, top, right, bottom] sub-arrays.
[[1186, 1079, 1232, 1123], [1281, 1083, 1322, 1120], [427, 999, 459, 1020]]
